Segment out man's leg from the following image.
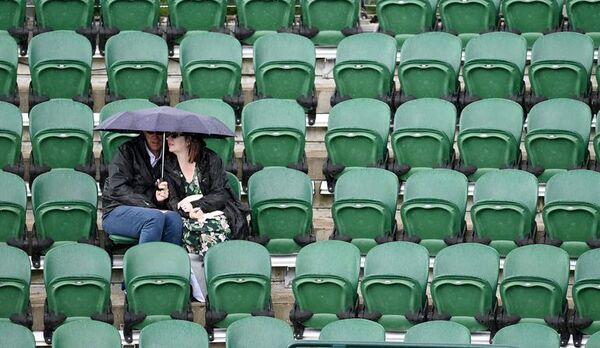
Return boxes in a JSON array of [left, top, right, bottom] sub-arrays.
[[102, 206, 166, 243], [162, 211, 184, 245]]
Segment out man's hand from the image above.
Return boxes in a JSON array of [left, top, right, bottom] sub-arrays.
[[155, 181, 169, 202]]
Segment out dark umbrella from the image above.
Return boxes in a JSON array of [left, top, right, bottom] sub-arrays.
[[95, 106, 235, 178]]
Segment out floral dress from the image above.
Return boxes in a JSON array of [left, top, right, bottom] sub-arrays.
[[182, 168, 231, 257]]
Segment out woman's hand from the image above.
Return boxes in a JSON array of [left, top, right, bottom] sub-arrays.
[[155, 181, 169, 202], [189, 207, 204, 220], [177, 199, 194, 212]]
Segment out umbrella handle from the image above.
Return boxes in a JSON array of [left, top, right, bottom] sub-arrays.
[[161, 132, 166, 180]]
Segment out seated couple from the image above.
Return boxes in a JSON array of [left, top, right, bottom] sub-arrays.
[[102, 131, 248, 300]]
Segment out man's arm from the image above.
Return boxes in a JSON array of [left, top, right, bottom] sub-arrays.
[[105, 145, 156, 208]]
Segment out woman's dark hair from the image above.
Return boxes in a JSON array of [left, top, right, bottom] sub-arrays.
[[186, 134, 205, 163]]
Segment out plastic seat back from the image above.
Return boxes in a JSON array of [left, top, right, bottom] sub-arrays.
[[391, 98, 456, 179], [0, 102, 22, 169], [180, 32, 242, 99], [361, 242, 429, 331], [300, 0, 360, 45], [525, 99, 591, 182], [573, 249, 600, 335], [404, 321, 471, 344], [500, 245, 569, 324], [100, 0, 159, 31], [236, 0, 295, 43], [399, 32, 462, 98], [492, 323, 560, 348], [325, 99, 390, 169], [463, 32, 527, 99], [471, 170, 538, 256], [438, 0, 500, 37], [319, 319, 385, 342], [0, 321, 35, 347], [226, 316, 294, 348], [530, 32, 594, 99], [432, 243, 500, 331], [204, 241, 271, 328], [0, 245, 30, 320], [375, 0, 438, 46], [29, 31, 92, 99], [248, 167, 313, 254], [334, 33, 397, 99], [332, 168, 398, 253], [0, 170, 26, 243], [292, 240, 361, 329], [32, 169, 97, 246], [457, 99, 523, 180], [139, 320, 209, 348], [176, 99, 236, 165], [0, 33, 17, 97], [401, 169, 468, 254], [590, 332, 600, 348], [543, 170, 600, 257], [0, 0, 25, 30], [99, 99, 157, 163], [501, 0, 562, 46], [29, 99, 93, 168], [167, 0, 227, 32], [227, 172, 241, 201], [33, 0, 94, 30], [567, 0, 600, 47], [123, 242, 191, 329], [44, 244, 111, 320], [105, 31, 168, 99], [254, 33, 315, 100], [242, 99, 306, 167], [53, 320, 121, 348]]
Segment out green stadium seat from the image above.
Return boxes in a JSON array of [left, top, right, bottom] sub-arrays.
[[567, 0, 600, 47], [28, 99, 95, 178], [0, 245, 31, 328], [589, 332, 600, 347], [331, 168, 398, 254], [226, 316, 294, 348], [140, 320, 209, 348], [529, 32, 594, 101], [492, 323, 560, 348], [122, 242, 192, 342], [99, 0, 160, 53], [52, 320, 121, 348], [463, 32, 527, 102], [179, 32, 243, 117], [248, 167, 314, 254], [375, 0, 438, 47], [456, 99, 524, 181], [524, 99, 591, 183], [104, 31, 169, 105], [32, 0, 96, 46], [438, 0, 500, 45], [319, 319, 385, 342], [204, 241, 272, 338], [322, 99, 390, 191], [331, 33, 397, 107], [398, 32, 462, 101], [31, 169, 98, 261], [176, 99, 237, 172], [360, 242, 429, 331], [0, 321, 35, 348], [571, 249, 600, 346], [241, 99, 307, 187], [0, 102, 22, 172], [498, 245, 570, 345], [43, 244, 112, 344], [543, 170, 600, 257], [471, 170, 538, 256], [0, 33, 19, 105], [390, 98, 456, 180], [253, 33, 317, 124], [501, 0, 562, 47], [404, 321, 471, 345], [0, 171, 27, 246], [166, 0, 227, 54], [299, 0, 361, 46], [401, 169, 468, 255], [0, 1, 27, 55], [227, 172, 241, 201], [28, 31, 93, 109], [290, 240, 361, 337], [431, 243, 499, 332], [234, 0, 295, 44]]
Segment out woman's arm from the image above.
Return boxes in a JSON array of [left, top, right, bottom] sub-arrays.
[[191, 151, 231, 212]]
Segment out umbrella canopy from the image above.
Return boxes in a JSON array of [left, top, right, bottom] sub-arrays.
[[95, 106, 234, 137]]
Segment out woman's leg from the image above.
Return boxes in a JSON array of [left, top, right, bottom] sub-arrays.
[[102, 206, 166, 243]]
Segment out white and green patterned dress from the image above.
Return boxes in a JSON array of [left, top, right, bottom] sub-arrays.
[[182, 168, 231, 256]]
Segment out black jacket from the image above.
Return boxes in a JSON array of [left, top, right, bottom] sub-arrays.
[[163, 147, 250, 240], [102, 136, 167, 214]]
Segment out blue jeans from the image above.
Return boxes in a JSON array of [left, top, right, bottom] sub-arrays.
[[103, 206, 183, 245]]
